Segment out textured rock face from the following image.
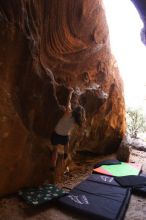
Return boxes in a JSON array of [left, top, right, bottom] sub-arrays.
[[0, 0, 125, 195]]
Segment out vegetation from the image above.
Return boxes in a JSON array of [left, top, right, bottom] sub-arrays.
[[126, 107, 146, 138]]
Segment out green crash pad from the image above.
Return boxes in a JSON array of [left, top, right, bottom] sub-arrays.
[[93, 162, 142, 177], [18, 184, 66, 206]]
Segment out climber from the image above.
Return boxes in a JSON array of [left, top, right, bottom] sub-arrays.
[[49, 88, 86, 178]]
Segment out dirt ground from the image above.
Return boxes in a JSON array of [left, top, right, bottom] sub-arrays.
[[0, 149, 146, 220]]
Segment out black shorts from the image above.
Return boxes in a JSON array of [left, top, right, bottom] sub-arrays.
[[51, 132, 69, 146]]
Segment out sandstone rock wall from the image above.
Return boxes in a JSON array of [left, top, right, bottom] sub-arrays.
[[0, 0, 125, 195]]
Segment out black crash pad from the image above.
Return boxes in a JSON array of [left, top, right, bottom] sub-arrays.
[[59, 174, 131, 220]]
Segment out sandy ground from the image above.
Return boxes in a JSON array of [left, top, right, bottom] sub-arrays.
[[0, 149, 146, 220]]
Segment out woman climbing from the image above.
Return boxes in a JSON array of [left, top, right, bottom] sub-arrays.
[[49, 88, 86, 180]]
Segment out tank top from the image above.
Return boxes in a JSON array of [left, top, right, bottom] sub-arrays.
[[55, 112, 75, 136]]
